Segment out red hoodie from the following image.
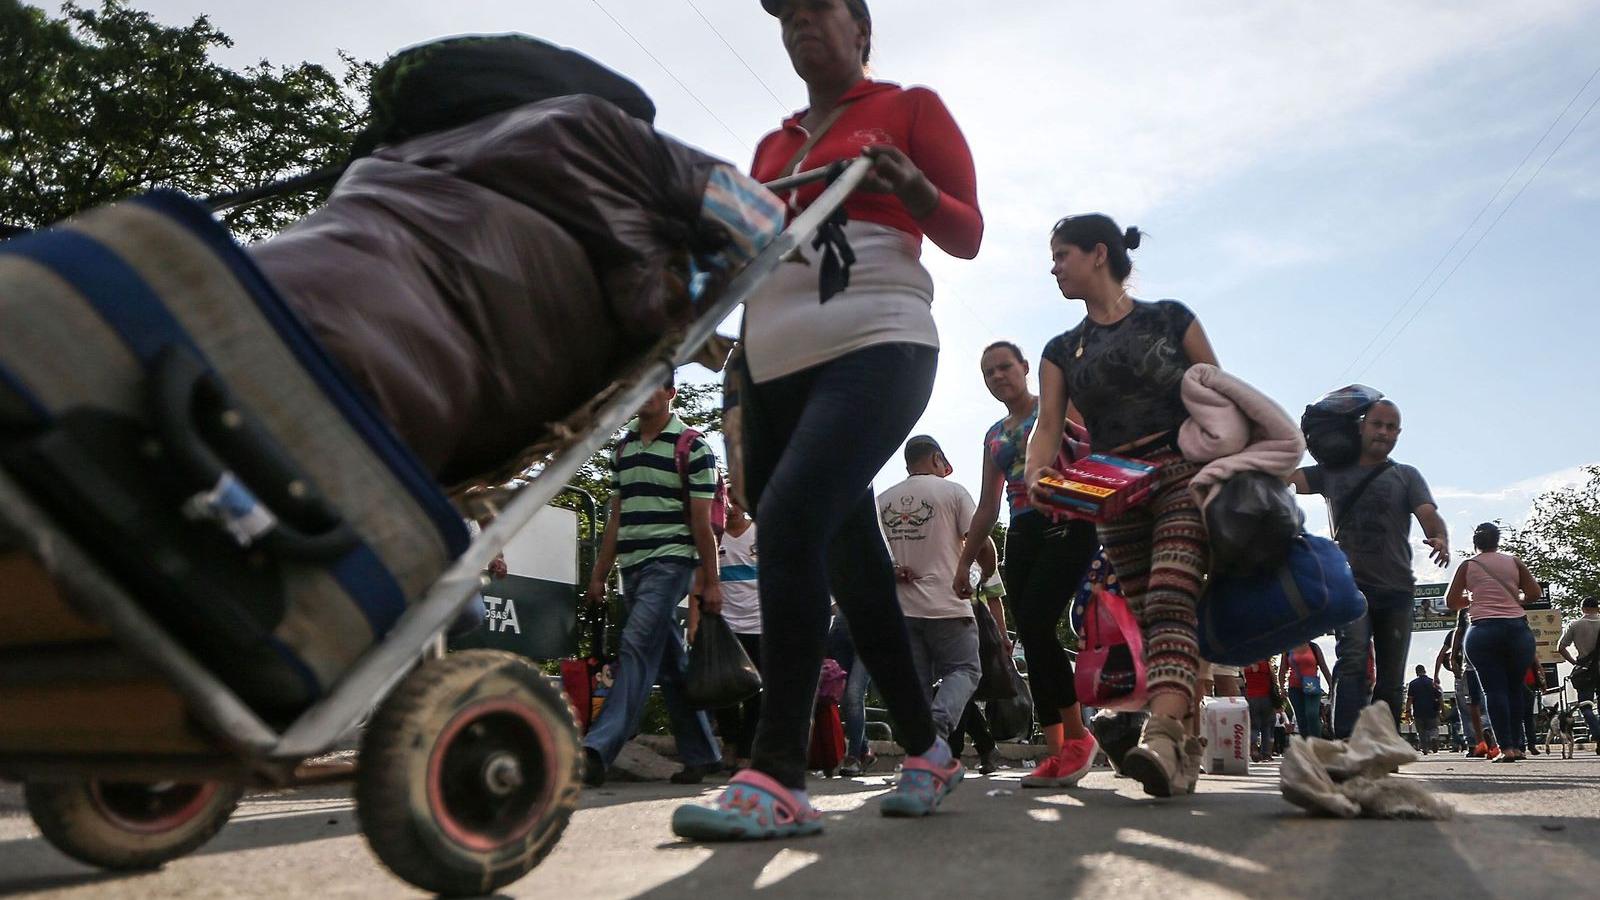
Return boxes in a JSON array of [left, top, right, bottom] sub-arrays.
[[750, 79, 983, 259]]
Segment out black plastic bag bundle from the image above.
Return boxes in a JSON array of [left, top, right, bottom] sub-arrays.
[[353, 34, 657, 159], [684, 612, 762, 709], [973, 603, 1018, 702], [1206, 471, 1303, 577], [1301, 384, 1383, 467], [985, 663, 1034, 742]]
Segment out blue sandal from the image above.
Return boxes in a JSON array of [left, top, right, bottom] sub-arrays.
[[671, 769, 823, 841], [880, 755, 964, 817]]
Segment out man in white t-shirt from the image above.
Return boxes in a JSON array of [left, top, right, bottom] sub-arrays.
[[715, 497, 763, 766], [878, 435, 995, 745]]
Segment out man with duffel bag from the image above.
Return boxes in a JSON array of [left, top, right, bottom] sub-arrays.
[[1291, 399, 1449, 738]]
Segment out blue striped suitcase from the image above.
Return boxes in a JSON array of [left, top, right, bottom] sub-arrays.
[[0, 192, 468, 718]]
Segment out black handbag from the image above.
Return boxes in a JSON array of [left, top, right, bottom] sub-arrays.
[[683, 611, 762, 709], [985, 662, 1035, 742], [973, 603, 1018, 702]]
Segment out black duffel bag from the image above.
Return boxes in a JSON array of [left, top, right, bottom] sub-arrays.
[[352, 33, 657, 158]]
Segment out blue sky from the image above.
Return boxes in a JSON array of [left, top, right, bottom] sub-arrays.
[[94, 0, 1600, 684]]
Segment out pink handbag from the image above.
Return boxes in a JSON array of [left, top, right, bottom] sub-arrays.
[[1074, 587, 1148, 711]]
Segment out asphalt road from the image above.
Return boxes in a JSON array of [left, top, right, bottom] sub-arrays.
[[2, 752, 1596, 899]]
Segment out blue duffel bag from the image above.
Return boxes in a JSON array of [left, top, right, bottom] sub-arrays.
[[1199, 533, 1367, 666]]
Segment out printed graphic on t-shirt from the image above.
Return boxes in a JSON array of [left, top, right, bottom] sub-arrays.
[[881, 496, 937, 539]]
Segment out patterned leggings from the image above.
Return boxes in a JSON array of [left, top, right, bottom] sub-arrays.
[[1094, 447, 1209, 703]]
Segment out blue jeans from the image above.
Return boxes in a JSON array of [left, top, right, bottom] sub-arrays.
[[1332, 585, 1415, 738], [1248, 696, 1275, 757], [826, 614, 873, 760], [1457, 669, 1486, 745], [1579, 686, 1599, 743], [1289, 686, 1323, 740], [843, 659, 872, 759], [745, 343, 940, 789], [1465, 617, 1536, 752], [582, 559, 720, 768]]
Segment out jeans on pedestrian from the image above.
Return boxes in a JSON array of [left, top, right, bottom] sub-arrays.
[[1289, 686, 1323, 740], [906, 616, 982, 741], [842, 659, 872, 759], [1464, 616, 1536, 752], [1458, 668, 1486, 745], [1578, 686, 1600, 743], [1005, 513, 1097, 727], [1332, 585, 1415, 738], [827, 614, 875, 760], [1247, 696, 1275, 758], [583, 559, 720, 768], [745, 343, 940, 789], [1522, 685, 1540, 752]]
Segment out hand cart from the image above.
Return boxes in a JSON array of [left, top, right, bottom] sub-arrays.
[[0, 158, 871, 896]]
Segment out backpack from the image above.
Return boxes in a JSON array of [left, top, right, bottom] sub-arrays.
[[618, 427, 727, 537], [1301, 384, 1384, 467], [675, 429, 729, 538]]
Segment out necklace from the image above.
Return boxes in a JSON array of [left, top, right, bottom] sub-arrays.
[[1075, 291, 1131, 358]]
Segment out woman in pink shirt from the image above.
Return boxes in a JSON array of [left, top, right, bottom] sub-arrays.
[[1446, 523, 1542, 762]]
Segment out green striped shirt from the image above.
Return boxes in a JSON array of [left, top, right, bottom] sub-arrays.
[[612, 414, 716, 572]]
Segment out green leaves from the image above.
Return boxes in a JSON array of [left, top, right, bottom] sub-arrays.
[[0, 0, 371, 239], [1500, 465, 1600, 621]]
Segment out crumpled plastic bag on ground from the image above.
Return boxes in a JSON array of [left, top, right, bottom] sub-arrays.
[[1279, 701, 1453, 820]]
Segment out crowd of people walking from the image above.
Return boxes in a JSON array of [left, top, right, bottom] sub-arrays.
[[558, 0, 1592, 844]]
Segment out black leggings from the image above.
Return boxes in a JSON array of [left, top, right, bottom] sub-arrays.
[[746, 343, 940, 789], [1006, 513, 1099, 727]]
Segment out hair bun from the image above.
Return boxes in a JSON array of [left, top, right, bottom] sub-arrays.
[[1123, 226, 1142, 250]]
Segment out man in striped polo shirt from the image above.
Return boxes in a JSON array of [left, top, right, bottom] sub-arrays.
[[583, 377, 725, 787]]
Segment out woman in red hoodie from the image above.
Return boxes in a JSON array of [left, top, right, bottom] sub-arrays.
[[673, 0, 982, 841]]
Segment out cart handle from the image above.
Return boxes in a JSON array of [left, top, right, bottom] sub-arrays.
[[762, 160, 851, 194]]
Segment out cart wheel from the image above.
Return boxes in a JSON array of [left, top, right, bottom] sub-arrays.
[[356, 649, 580, 897], [23, 779, 243, 870]]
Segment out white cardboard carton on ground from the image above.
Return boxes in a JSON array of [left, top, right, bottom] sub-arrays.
[[1201, 697, 1251, 775]]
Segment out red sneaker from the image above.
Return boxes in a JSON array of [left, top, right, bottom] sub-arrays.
[[1022, 735, 1099, 789], [1485, 745, 1501, 760], [1055, 734, 1099, 787], [1021, 753, 1066, 788]]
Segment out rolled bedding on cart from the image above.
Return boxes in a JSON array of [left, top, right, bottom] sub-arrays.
[[251, 93, 783, 485], [0, 36, 784, 724]]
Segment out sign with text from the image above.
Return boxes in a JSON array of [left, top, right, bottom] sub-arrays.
[[1527, 605, 1563, 665], [1412, 583, 1453, 631], [451, 505, 580, 660], [1410, 581, 1551, 634]]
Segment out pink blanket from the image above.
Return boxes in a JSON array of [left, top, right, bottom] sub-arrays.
[[1178, 364, 1305, 509]]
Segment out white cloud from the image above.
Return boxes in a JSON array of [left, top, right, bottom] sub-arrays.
[[1432, 464, 1592, 508]]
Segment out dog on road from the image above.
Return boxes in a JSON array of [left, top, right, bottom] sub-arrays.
[[1543, 706, 1577, 759]]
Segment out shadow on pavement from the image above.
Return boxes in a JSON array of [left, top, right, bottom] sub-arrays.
[[0, 871, 123, 899], [616, 772, 1599, 900]]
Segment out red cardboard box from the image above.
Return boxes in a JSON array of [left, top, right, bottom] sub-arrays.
[[1038, 454, 1159, 523]]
